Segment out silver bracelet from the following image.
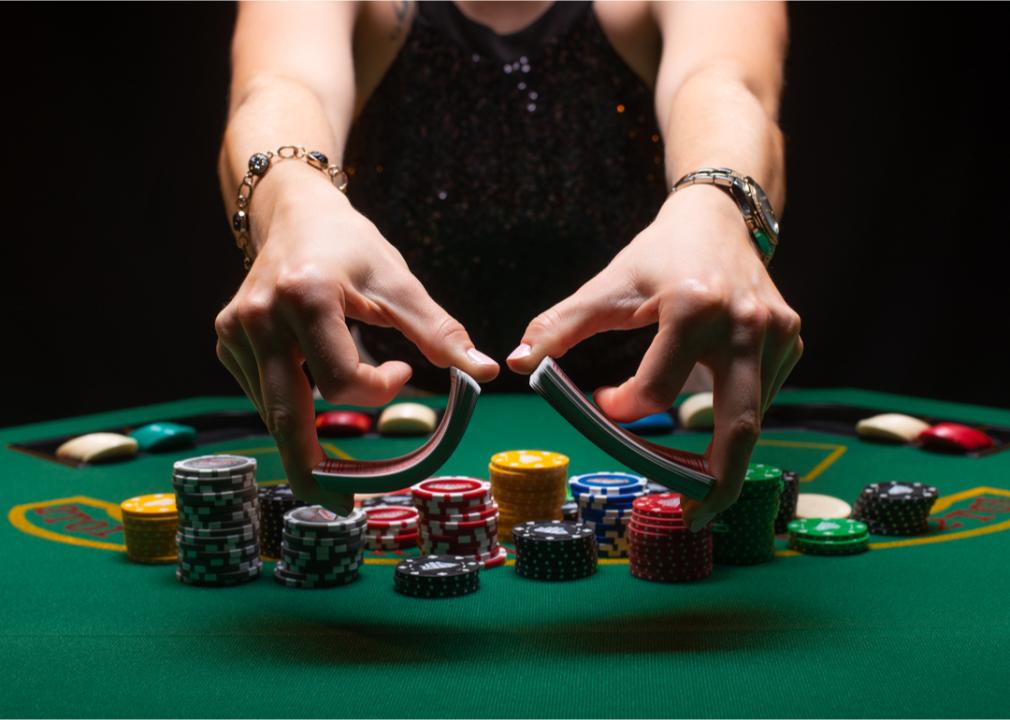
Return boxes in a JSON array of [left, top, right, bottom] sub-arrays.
[[231, 145, 349, 270]]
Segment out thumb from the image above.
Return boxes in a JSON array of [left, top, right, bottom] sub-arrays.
[[385, 272, 500, 382], [507, 271, 638, 375]]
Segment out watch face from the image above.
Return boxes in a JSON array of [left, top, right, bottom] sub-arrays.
[[753, 186, 779, 238]]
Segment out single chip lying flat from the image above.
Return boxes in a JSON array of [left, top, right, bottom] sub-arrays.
[[129, 422, 197, 452], [316, 410, 372, 437], [795, 493, 852, 520], [377, 402, 438, 436], [678, 392, 714, 430], [56, 432, 139, 464], [620, 411, 674, 435], [856, 413, 930, 443], [918, 422, 995, 453]]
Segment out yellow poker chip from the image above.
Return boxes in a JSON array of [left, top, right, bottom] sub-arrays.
[[490, 450, 569, 472], [120, 493, 178, 517]]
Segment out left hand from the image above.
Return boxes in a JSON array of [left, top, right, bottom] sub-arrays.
[[507, 185, 803, 529]]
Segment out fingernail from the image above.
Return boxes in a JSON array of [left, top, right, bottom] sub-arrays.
[[690, 513, 716, 533], [466, 348, 497, 366], [508, 343, 532, 361]]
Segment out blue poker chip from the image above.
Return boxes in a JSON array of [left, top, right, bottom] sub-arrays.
[[578, 506, 634, 521], [569, 472, 648, 497], [619, 411, 675, 435], [574, 493, 639, 510]]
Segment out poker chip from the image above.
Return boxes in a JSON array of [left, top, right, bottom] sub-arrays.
[[412, 477, 503, 567], [512, 521, 597, 581], [272, 505, 365, 588], [257, 484, 306, 559], [364, 505, 419, 552], [489, 450, 569, 539], [774, 470, 801, 534], [788, 518, 870, 556], [173, 455, 261, 587], [850, 481, 939, 536], [569, 472, 649, 557], [394, 555, 481, 598], [712, 463, 782, 566], [918, 422, 995, 453], [120, 494, 179, 564]]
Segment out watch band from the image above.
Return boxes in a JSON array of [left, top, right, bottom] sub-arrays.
[[671, 168, 780, 264]]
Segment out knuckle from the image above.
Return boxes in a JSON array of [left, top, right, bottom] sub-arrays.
[[678, 280, 730, 317], [433, 313, 469, 345], [527, 307, 563, 339], [770, 307, 802, 340], [637, 378, 678, 411], [731, 299, 771, 332], [235, 294, 273, 330], [275, 266, 328, 312], [728, 409, 762, 444], [214, 308, 238, 341], [266, 407, 298, 443]]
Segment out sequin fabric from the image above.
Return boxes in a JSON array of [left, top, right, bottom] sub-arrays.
[[345, 1, 668, 392]]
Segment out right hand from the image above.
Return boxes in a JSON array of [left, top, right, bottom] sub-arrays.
[[215, 163, 499, 512]]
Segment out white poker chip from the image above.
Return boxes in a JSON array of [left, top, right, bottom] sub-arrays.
[[56, 433, 138, 463], [678, 392, 714, 430], [377, 402, 438, 435], [856, 413, 930, 443]]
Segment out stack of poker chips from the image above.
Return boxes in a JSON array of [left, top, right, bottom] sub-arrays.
[[787, 518, 870, 556], [561, 501, 579, 521], [363, 505, 420, 551], [120, 493, 178, 564], [627, 494, 713, 582], [712, 463, 783, 565], [394, 554, 481, 598], [488, 450, 569, 540], [274, 506, 366, 588], [512, 520, 597, 581], [173, 455, 262, 587], [851, 481, 939, 535], [412, 477, 507, 568], [774, 469, 801, 534], [569, 472, 650, 558], [257, 484, 306, 559]]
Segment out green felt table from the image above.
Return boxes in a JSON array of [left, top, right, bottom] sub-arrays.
[[3, 389, 1009, 719]]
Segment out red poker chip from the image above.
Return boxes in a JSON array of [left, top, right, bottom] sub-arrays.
[[629, 518, 687, 534], [479, 545, 509, 568], [367, 528, 419, 541], [423, 503, 499, 523], [629, 510, 686, 527], [364, 505, 420, 530], [633, 493, 685, 517], [424, 515, 499, 534], [918, 422, 994, 453], [415, 496, 494, 515], [315, 410, 372, 437], [411, 477, 491, 501]]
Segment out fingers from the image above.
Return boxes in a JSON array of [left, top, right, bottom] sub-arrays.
[[682, 348, 763, 532], [592, 324, 698, 422], [215, 341, 265, 420], [507, 274, 640, 375], [251, 332, 355, 514], [763, 335, 804, 415], [377, 272, 500, 382]]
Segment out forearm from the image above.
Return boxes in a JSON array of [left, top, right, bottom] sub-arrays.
[[218, 77, 352, 253], [660, 66, 786, 213]]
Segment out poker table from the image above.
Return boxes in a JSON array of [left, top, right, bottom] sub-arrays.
[[3, 389, 1009, 719]]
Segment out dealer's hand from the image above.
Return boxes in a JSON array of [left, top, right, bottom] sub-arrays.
[[507, 185, 802, 530], [215, 164, 499, 511]]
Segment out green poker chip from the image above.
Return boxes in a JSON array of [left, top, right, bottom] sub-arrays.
[[788, 518, 868, 540]]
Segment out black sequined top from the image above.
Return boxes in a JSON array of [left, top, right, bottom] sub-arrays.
[[344, 0, 667, 392]]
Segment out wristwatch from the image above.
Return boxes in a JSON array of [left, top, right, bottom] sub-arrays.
[[671, 168, 780, 264]]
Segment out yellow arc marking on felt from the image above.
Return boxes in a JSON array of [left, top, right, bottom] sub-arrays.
[[8, 496, 127, 552], [755, 439, 847, 482]]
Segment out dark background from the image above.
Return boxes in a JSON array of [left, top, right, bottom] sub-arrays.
[[3, 2, 1008, 428]]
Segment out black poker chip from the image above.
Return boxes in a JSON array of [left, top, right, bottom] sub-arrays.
[[511, 521, 598, 581], [394, 555, 481, 598], [850, 482, 939, 536], [774, 470, 800, 534]]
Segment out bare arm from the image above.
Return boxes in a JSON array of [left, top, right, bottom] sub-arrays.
[[218, 1, 361, 242], [214, 1, 498, 510], [652, 0, 788, 209], [509, 1, 800, 528]]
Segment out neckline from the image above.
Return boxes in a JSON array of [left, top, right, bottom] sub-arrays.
[[418, 1, 592, 63]]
